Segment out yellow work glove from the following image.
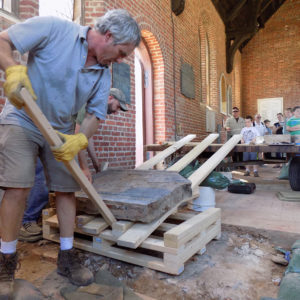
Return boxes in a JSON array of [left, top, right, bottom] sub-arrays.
[[3, 65, 37, 109], [51, 132, 88, 162]]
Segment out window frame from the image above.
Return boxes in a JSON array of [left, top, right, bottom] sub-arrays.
[[219, 73, 227, 115], [0, 0, 19, 17]]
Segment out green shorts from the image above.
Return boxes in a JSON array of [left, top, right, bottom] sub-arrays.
[[0, 124, 80, 192]]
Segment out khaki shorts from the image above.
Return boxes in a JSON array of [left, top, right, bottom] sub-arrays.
[[0, 124, 80, 192]]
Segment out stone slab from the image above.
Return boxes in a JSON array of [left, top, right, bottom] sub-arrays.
[[76, 169, 192, 223]]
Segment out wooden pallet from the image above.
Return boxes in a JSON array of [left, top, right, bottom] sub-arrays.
[[42, 207, 221, 275]]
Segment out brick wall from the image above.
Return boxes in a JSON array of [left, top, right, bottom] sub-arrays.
[[0, 0, 245, 170], [241, 0, 300, 117], [83, 0, 241, 168], [19, 0, 39, 20]]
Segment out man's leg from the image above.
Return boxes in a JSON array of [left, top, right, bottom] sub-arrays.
[[0, 188, 28, 296], [0, 188, 29, 242], [56, 192, 76, 238], [0, 125, 44, 299], [55, 192, 94, 286], [20, 159, 49, 242]]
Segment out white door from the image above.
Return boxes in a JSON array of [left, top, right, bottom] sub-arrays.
[[257, 97, 283, 125]]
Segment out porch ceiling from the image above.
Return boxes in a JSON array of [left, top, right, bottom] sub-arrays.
[[210, 0, 286, 73]]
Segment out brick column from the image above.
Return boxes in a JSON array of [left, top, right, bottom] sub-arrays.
[[19, 0, 39, 20]]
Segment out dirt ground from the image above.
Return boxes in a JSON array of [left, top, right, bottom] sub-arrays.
[[16, 225, 285, 300]]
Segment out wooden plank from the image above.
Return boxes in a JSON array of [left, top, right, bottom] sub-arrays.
[[168, 212, 196, 221], [20, 88, 116, 226], [112, 221, 134, 234], [44, 214, 59, 227], [100, 230, 178, 255], [81, 217, 108, 235], [188, 134, 242, 191], [157, 222, 177, 232], [164, 208, 221, 248], [76, 215, 96, 227], [167, 133, 219, 172], [145, 143, 300, 154], [116, 196, 196, 249], [136, 134, 196, 170]]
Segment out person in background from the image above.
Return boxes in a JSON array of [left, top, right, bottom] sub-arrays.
[[241, 116, 260, 177], [283, 107, 293, 134], [224, 107, 245, 165], [273, 113, 285, 134], [253, 113, 266, 160], [286, 106, 300, 143], [273, 113, 285, 164], [264, 119, 272, 135]]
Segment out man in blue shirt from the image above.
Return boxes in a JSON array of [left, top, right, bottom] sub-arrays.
[[0, 9, 140, 298]]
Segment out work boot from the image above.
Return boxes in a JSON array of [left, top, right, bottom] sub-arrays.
[[57, 248, 94, 286], [19, 222, 43, 242], [0, 252, 17, 299], [254, 171, 259, 177], [0, 252, 44, 300]]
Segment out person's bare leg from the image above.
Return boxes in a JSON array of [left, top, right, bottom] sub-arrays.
[[55, 191, 94, 286], [55, 192, 76, 237], [0, 188, 29, 242]]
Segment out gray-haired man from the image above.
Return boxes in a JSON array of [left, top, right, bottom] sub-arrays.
[[0, 9, 140, 298]]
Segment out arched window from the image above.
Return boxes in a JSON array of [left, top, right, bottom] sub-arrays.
[[219, 74, 226, 114], [205, 33, 210, 106]]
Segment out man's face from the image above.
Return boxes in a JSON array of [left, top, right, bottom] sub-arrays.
[[285, 110, 293, 118], [277, 114, 283, 121], [107, 96, 122, 115], [93, 31, 135, 66], [293, 108, 300, 118], [255, 115, 262, 122], [232, 109, 239, 117], [245, 119, 252, 127]]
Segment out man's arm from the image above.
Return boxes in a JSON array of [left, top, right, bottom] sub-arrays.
[[0, 31, 17, 70], [0, 31, 37, 108], [87, 139, 100, 173], [78, 112, 99, 139], [75, 113, 100, 181], [287, 125, 300, 131], [224, 118, 231, 131]]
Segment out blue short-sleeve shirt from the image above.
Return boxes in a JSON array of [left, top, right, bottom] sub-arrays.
[[0, 16, 111, 134]]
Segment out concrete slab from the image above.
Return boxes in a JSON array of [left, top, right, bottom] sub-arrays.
[[216, 165, 300, 243], [76, 169, 192, 223]]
